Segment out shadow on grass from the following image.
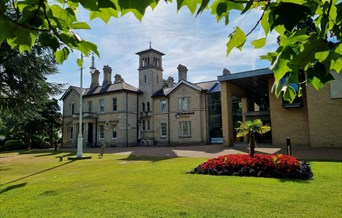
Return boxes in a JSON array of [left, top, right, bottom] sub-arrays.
[[118, 154, 179, 162], [0, 182, 27, 195], [0, 160, 75, 186], [17, 149, 75, 158]]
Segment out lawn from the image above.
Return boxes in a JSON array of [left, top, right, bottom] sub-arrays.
[[0, 150, 341, 218]]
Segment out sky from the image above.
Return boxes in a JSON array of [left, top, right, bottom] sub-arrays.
[[48, 1, 279, 100]]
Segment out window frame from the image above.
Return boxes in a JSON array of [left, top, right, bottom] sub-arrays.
[[112, 124, 117, 139], [88, 101, 92, 113], [112, 98, 117, 112], [160, 100, 167, 113], [99, 99, 105, 113], [179, 97, 190, 111], [160, 123, 167, 138], [69, 127, 73, 139], [99, 125, 104, 139], [179, 121, 191, 137]]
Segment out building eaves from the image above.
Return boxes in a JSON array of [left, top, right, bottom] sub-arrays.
[[217, 68, 273, 82], [164, 80, 203, 96]]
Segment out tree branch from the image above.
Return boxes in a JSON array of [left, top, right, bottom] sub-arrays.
[[246, 1, 270, 37], [1, 13, 49, 32]]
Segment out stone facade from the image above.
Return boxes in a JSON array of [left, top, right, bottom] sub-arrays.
[[61, 48, 217, 147]]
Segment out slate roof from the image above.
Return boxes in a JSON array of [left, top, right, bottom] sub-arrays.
[[151, 80, 219, 98], [60, 82, 140, 100]]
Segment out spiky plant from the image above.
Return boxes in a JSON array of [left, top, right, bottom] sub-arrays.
[[236, 119, 271, 157]]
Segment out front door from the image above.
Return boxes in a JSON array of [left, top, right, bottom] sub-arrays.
[[88, 123, 93, 145]]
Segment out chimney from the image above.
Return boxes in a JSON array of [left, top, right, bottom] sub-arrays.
[[177, 64, 188, 81], [167, 76, 174, 88], [222, 68, 231, 75], [90, 69, 100, 89], [114, 74, 125, 84], [102, 65, 112, 86]]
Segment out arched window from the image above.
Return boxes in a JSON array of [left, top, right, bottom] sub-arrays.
[[142, 102, 145, 112]]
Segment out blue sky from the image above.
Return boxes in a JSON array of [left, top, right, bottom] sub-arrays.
[[49, 1, 278, 99]]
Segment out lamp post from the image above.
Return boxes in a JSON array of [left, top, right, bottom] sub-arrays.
[[76, 53, 84, 158]]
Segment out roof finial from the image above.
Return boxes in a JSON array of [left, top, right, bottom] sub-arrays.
[[149, 37, 152, 49]]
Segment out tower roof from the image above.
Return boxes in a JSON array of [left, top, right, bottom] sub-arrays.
[[136, 48, 165, 56]]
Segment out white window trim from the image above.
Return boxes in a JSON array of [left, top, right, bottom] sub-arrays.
[[99, 125, 104, 139], [160, 123, 167, 138], [179, 121, 191, 137], [179, 97, 190, 111]]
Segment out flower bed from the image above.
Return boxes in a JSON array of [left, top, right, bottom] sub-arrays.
[[190, 154, 313, 180]]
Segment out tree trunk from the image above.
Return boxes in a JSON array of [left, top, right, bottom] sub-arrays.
[[249, 131, 255, 157]]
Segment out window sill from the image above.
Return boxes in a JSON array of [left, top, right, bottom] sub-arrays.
[[179, 136, 192, 138]]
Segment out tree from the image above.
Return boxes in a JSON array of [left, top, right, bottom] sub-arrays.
[[1, 0, 341, 102], [236, 119, 271, 157], [0, 41, 63, 119], [41, 98, 62, 151], [0, 98, 62, 149]]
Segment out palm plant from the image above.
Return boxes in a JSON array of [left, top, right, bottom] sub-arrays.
[[236, 119, 271, 157]]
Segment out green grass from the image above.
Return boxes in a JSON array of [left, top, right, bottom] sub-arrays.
[[0, 150, 341, 218]]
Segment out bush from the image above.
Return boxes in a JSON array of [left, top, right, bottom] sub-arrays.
[[3, 139, 28, 151], [31, 137, 52, 149], [190, 154, 313, 180]]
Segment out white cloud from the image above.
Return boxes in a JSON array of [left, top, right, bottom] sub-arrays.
[[52, 1, 278, 97]]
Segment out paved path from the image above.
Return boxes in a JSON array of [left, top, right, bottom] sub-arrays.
[[64, 143, 342, 161]]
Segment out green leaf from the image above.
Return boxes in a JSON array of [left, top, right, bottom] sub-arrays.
[[251, 38, 266, 49], [226, 27, 246, 56], [76, 40, 100, 57], [314, 51, 330, 62], [331, 57, 342, 73], [291, 35, 327, 69], [118, 0, 158, 21], [0, 21, 15, 45], [177, 0, 202, 14], [38, 33, 60, 51], [196, 0, 210, 16], [77, 58, 84, 67], [307, 62, 335, 90], [271, 79, 283, 98], [72, 22, 91, 29], [12, 28, 37, 53], [261, 8, 270, 36], [50, 5, 76, 25], [90, 8, 119, 23], [278, 28, 309, 47], [241, 0, 254, 15], [269, 3, 312, 31], [283, 85, 296, 103], [54, 47, 70, 64], [271, 47, 292, 81], [79, 0, 98, 11]]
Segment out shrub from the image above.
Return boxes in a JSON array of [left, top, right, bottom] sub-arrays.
[[190, 154, 313, 180], [3, 139, 28, 151], [31, 137, 52, 149]]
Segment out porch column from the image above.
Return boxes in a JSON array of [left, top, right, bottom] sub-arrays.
[[84, 122, 88, 146], [220, 81, 234, 147]]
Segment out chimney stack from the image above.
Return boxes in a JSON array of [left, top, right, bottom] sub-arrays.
[[102, 65, 112, 86], [167, 76, 174, 88], [90, 69, 100, 89], [177, 64, 188, 81], [114, 74, 125, 84], [222, 68, 231, 75]]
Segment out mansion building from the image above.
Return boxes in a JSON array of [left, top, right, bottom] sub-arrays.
[[61, 47, 222, 147], [61, 47, 342, 148]]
